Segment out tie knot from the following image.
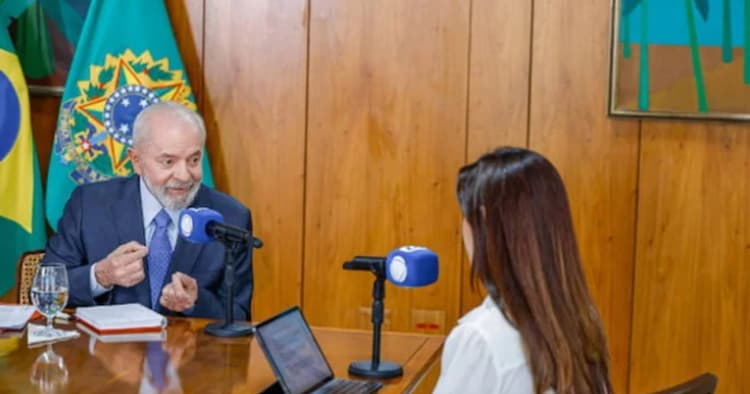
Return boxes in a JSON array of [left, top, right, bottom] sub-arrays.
[[154, 209, 171, 228]]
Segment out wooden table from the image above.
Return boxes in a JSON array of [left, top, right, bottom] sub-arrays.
[[0, 317, 444, 393]]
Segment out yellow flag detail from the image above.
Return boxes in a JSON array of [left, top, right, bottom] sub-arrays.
[[0, 48, 34, 233]]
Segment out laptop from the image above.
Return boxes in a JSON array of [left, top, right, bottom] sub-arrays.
[[255, 306, 383, 394]]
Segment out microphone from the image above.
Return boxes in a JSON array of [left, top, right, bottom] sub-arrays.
[[179, 207, 261, 248], [386, 246, 438, 287], [343, 246, 438, 287], [343, 246, 438, 379], [178, 207, 260, 338]]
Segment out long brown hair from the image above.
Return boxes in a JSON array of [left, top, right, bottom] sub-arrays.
[[457, 147, 611, 394]]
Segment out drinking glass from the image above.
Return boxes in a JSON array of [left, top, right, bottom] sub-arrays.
[[30, 263, 69, 338]]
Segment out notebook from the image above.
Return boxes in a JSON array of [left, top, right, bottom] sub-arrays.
[[255, 306, 383, 394], [76, 322, 165, 343], [0, 305, 37, 331], [75, 303, 166, 335]]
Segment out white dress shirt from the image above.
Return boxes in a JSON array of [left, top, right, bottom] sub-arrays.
[[89, 178, 180, 296], [433, 296, 553, 394]]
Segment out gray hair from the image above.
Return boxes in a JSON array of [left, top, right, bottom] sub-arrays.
[[131, 101, 206, 148]]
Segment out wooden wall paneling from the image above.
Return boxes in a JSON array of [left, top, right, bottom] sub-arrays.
[[528, 1, 639, 392], [165, 0, 205, 106], [462, 0, 533, 315], [631, 122, 749, 393], [203, 0, 308, 320], [305, 0, 469, 333]]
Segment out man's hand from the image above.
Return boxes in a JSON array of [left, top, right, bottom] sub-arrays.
[[94, 241, 147, 288], [160, 272, 198, 312]]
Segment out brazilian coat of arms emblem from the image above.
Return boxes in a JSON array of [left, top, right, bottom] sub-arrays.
[[54, 49, 194, 184]]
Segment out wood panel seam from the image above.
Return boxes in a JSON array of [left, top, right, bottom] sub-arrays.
[[626, 118, 643, 394], [524, 0, 535, 149], [199, 0, 206, 111], [300, 0, 312, 311], [459, 0, 475, 313]]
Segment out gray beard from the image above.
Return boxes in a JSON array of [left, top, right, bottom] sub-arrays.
[[142, 176, 199, 211]]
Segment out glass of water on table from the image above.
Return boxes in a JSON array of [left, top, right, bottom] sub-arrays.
[[30, 262, 69, 338]]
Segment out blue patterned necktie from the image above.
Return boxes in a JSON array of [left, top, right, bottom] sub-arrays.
[[148, 209, 172, 309]]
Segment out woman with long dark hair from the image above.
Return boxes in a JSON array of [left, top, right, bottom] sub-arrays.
[[434, 147, 612, 394]]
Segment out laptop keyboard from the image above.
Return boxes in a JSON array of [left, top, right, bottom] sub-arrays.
[[314, 379, 383, 394]]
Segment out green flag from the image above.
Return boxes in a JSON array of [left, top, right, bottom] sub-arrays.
[[46, 0, 214, 230], [0, 0, 47, 296]]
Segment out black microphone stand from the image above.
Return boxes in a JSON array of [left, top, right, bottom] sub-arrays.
[[205, 237, 262, 337], [344, 259, 403, 379]]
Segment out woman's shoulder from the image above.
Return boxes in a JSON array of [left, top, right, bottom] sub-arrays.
[[458, 297, 518, 337], [438, 298, 537, 393], [451, 297, 528, 371]]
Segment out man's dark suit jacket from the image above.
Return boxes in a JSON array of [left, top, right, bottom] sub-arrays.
[[42, 176, 254, 320]]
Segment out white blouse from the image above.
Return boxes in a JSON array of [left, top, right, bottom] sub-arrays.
[[433, 296, 551, 394]]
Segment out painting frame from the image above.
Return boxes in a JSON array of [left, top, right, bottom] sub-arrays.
[[608, 0, 750, 122], [27, 84, 64, 97], [8, 0, 90, 97]]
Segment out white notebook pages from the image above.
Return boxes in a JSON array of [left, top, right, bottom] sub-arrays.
[[0, 305, 36, 330], [75, 303, 167, 332]]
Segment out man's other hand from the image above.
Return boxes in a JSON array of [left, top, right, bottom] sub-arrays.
[[160, 272, 198, 312], [94, 241, 147, 287]]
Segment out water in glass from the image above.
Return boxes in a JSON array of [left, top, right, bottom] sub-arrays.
[[31, 263, 69, 337]]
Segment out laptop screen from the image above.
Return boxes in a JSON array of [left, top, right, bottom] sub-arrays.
[[255, 307, 334, 394]]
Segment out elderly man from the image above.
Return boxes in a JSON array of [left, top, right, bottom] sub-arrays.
[[42, 101, 253, 320]]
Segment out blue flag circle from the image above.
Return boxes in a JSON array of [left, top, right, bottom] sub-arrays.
[[0, 71, 21, 161]]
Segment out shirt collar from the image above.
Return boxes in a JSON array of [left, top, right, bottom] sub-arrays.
[[459, 296, 501, 324], [139, 177, 181, 227]]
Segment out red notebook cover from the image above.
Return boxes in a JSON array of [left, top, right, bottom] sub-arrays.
[[75, 317, 163, 335]]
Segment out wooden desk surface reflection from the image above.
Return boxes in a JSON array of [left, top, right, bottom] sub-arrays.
[[0, 317, 444, 393]]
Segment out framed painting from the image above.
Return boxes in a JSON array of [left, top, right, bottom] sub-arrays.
[[609, 0, 750, 121], [9, 0, 90, 96]]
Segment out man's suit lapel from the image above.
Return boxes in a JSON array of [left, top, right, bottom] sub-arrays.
[[109, 176, 150, 307]]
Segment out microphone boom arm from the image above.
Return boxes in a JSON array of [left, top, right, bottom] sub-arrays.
[[343, 256, 385, 275]]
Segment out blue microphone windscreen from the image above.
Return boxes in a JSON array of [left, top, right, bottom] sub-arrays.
[[386, 246, 438, 287], [179, 208, 224, 243]]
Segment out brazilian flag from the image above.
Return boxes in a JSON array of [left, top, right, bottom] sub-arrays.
[[0, 0, 47, 296], [46, 0, 214, 230]]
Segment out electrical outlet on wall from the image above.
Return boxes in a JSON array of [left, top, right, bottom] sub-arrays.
[[357, 306, 392, 330], [411, 309, 446, 334]]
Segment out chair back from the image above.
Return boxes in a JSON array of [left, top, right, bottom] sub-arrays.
[[653, 373, 718, 394], [16, 250, 45, 305]]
